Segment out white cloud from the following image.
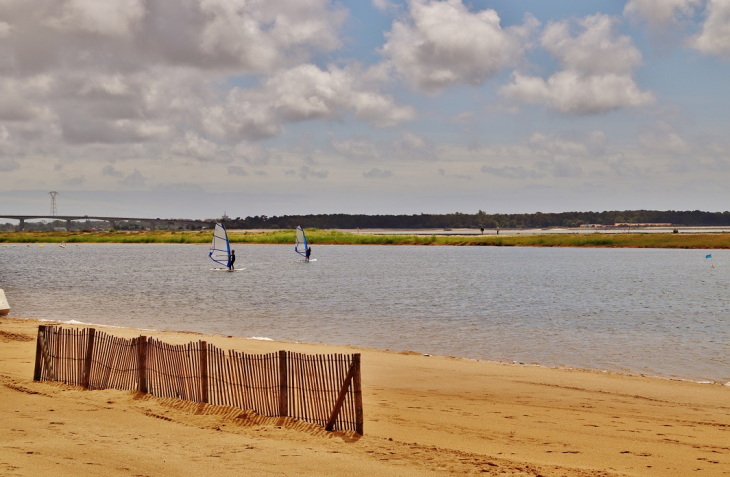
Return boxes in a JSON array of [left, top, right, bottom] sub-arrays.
[[202, 89, 280, 142], [45, 0, 146, 38], [61, 118, 170, 145], [203, 64, 415, 141], [330, 131, 446, 163], [363, 167, 392, 178], [692, 0, 730, 57], [0, 0, 354, 150], [0, 0, 416, 196], [169, 131, 228, 162], [298, 165, 328, 179], [388, 130, 438, 161], [78, 74, 131, 97], [101, 164, 124, 178], [528, 131, 607, 157], [331, 135, 380, 160], [152, 182, 205, 192], [232, 142, 270, 166], [0, 157, 20, 172], [479, 131, 598, 180], [551, 160, 582, 178], [481, 165, 544, 179], [608, 157, 646, 178], [636, 120, 692, 155], [541, 16, 642, 75], [372, 0, 397, 13], [0, 76, 54, 121], [639, 132, 691, 154], [198, 0, 346, 72], [227, 165, 248, 176], [121, 169, 146, 188], [437, 168, 471, 180], [624, 0, 701, 27], [268, 64, 415, 126], [449, 111, 476, 124], [0, 21, 13, 38], [485, 158, 583, 180], [500, 14, 654, 114], [381, 0, 538, 92], [63, 175, 85, 186], [2, 0, 345, 74]]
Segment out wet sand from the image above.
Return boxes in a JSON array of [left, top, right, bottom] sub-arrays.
[[1, 317, 729, 476]]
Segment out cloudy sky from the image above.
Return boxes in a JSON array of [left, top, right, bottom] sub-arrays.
[[1, 0, 730, 219]]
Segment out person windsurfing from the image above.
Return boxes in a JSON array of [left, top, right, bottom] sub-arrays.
[[229, 249, 236, 270], [305, 246, 311, 262]]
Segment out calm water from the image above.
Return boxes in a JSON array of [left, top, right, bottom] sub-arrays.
[[2, 244, 729, 383]]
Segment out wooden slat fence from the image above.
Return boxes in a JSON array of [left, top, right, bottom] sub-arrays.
[[33, 325, 363, 434]]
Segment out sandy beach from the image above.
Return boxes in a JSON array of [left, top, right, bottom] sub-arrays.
[[1, 317, 729, 476]]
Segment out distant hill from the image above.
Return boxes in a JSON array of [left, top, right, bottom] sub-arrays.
[[222, 210, 730, 230]]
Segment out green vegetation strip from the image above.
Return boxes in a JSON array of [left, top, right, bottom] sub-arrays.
[[2, 229, 730, 249]]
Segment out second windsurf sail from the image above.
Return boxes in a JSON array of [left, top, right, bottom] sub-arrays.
[[209, 223, 231, 268], [295, 226, 308, 258]]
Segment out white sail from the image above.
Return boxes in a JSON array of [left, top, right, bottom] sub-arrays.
[[209, 223, 231, 267], [295, 226, 308, 257]]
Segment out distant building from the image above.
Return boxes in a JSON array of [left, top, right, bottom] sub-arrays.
[[614, 223, 672, 227], [53, 227, 67, 232]]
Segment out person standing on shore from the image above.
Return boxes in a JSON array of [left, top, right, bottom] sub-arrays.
[[229, 250, 236, 270]]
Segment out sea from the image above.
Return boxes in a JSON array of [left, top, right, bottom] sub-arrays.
[[2, 243, 729, 383]]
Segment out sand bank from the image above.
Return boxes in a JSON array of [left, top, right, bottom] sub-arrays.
[[1, 317, 728, 476]]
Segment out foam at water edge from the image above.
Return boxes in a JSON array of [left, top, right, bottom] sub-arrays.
[[248, 336, 274, 341], [42, 318, 157, 333]]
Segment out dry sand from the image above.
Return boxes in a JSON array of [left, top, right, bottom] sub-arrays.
[[1, 317, 729, 476]]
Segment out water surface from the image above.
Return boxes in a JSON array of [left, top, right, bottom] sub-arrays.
[[2, 244, 728, 382]]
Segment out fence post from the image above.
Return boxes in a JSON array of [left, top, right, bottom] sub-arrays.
[[82, 328, 96, 389], [325, 356, 358, 432], [353, 353, 363, 435], [137, 336, 148, 394], [33, 325, 45, 381], [38, 325, 56, 381], [200, 341, 209, 404], [278, 350, 288, 417]]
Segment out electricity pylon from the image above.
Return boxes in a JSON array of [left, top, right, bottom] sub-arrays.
[[49, 191, 58, 216]]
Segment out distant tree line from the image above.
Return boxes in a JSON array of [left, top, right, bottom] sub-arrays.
[[221, 210, 730, 230], [6, 210, 730, 232], [0, 219, 206, 232]]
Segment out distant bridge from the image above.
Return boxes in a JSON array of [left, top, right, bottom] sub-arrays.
[[0, 215, 213, 231]]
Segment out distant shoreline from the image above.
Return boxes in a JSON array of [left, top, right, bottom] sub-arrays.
[[2, 228, 730, 248]]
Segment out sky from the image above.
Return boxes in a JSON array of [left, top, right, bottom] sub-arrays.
[[1, 0, 730, 220]]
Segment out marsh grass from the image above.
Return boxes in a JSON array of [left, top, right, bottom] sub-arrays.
[[0, 230, 211, 244], [2, 229, 730, 249]]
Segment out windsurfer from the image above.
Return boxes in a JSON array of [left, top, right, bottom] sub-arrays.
[[305, 246, 311, 262], [229, 250, 236, 270]]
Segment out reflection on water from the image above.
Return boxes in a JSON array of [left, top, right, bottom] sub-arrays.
[[2, 244, 729, 382]]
